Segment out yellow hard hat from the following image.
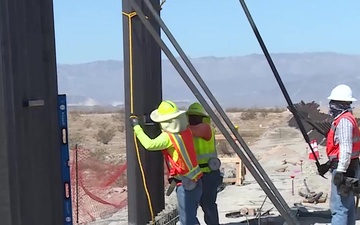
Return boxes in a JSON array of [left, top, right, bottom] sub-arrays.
[[150, 100, 185, 122], [187, 102, 208, 117]]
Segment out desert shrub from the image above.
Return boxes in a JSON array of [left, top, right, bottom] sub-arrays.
[[240, 111, 257, 120], [69, 111, 81, 121], [225, 107, 286, 113], [111, 112, 125, 122], [89, 147, 108, 161], [259, 111, 269, 117], [68, 131, 85, 149], [116, 124, 125, 133], [83, 119, 92, 128], [95, 127, 116, 144], [225, 107, 244, 112], [99, 122, 110, 130]]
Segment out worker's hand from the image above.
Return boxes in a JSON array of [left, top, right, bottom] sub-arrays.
[[333, 171, 346, 187], [129, 114, 139, 127], [352, 180, 360, 195], [317, 161, 330, 176]]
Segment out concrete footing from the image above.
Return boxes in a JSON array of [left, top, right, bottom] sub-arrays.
[[147, 207, 179, 225]]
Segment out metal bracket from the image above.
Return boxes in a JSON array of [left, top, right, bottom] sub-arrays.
[[23, 99, 45, 107]]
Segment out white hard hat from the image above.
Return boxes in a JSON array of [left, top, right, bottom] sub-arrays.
[[327, 84, 357, 102]]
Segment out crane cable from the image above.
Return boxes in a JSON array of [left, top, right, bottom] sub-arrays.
[[122, 11, 155, 223]]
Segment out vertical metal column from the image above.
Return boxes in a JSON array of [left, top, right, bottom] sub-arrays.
[[0, 0, 64, 225], [122, 0, 164, 224]]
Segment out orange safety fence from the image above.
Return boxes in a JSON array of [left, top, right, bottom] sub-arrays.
[[70, 147, 170, 224]]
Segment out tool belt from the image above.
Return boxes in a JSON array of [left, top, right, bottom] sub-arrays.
[[199, 157, 221, 171], [330, 158, 360, 195], [165, 176, 198, 196]]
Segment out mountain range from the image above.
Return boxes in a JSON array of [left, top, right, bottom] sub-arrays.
[[57, 52, 360, 108]]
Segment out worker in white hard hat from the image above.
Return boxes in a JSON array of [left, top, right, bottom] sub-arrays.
[[187, 102, 222, 225], [324, 84, 360, 225]]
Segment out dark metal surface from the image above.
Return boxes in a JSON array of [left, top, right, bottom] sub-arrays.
[[122, 0, 164, 224], [0, 0, 64, 224], [130, 1, 299, 224]]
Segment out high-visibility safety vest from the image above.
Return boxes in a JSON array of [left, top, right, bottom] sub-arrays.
[[326, 111, 360, 162], [194, 128, 217, 173], [162, 128, 203, 184]]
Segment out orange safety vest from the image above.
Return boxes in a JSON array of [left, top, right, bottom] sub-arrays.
[[162, 128, 203, 184], [326, 111, 360, 162]]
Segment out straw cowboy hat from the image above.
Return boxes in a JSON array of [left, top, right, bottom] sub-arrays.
[[150, 100, 186, 122]]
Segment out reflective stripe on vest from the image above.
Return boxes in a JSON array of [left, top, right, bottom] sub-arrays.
[[197, 152, 217, 160], [162, 128, 202, 182], [171, 134, 202, 180], [326, 111, 360, 161]]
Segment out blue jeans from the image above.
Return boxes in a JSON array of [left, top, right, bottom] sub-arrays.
[[176, 179, 202, 225], [200, 170, 221, 225], [330, 165, 360, 225]]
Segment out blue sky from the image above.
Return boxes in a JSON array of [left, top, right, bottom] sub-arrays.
[[53, 0, 360, 64]]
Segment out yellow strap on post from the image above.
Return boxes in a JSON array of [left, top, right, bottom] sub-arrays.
[[122, 11, 155, 223]]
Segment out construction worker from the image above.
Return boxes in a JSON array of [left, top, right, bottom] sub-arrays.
[[129, 100, 203, 225], [187, 102, 222, 225], [325, 84, 360, 225]]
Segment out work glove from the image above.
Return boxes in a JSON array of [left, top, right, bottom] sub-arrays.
[[333, 171, 346, 187], [129, 114, 139, 127], [351, 179, 360, 195], [317, 161, 331, 176]]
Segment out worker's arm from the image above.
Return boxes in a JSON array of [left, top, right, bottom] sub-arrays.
[[336, 118, 354, 173], [133, 125, 172, 151], [189, 123, 212, 141]]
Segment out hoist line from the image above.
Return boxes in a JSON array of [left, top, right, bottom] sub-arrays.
[[121, 10, 155, 223], [129, 1, 299, 224], [142, 0, 298, 223], [238, 0, 323, 174]]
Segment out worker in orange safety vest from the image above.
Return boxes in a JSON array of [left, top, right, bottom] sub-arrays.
[[321, 84, 360, 225], [129, 100, 203, 225]]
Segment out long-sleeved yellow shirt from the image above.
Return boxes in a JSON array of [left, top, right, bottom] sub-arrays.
[[133, 125, 179, 160]]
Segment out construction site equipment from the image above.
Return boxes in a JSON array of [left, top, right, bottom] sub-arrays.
[[225, 207, 260, 218], [57, 95, 73, 225], [291, 206, 331, 219], [288, 100, 360, 146], [129, 0, 300, 224], [298, 179, 326, 204], [220, 157, 246, 185]]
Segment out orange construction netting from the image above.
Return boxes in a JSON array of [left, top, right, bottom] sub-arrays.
[[70, 147, 169, 224]]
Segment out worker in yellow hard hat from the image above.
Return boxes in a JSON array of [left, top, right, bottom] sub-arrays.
[[187, 102, 221, 225], [129, 100, 203, 225]]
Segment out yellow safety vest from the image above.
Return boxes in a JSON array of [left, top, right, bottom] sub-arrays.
[[193, 128, 217, 173]]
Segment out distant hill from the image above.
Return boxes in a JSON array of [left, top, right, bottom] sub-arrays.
[[57, 52, 360, 108]]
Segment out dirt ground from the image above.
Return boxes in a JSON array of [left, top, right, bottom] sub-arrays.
[[69, 108, 360, 225]]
